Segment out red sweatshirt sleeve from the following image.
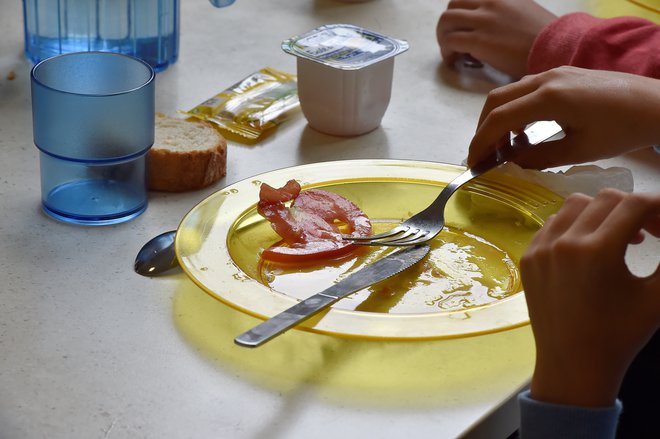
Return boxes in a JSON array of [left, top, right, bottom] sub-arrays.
[[528, 12, 660, 79]]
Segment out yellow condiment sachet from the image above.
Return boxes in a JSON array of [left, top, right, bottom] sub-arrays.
[[182, 67, 300, 142]]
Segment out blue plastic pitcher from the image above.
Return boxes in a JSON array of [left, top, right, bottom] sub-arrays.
[[22, 0, 235, 72]]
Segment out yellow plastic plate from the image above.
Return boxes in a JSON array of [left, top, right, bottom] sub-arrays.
[[175, 159, 563, 340]]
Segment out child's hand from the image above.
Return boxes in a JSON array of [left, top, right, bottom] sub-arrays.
[[521, 189, 660, 407], [468, 67, 660, 168], [436, 0, 555, 78]]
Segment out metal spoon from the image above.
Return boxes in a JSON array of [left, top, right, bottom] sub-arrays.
[[134, 230, 179, 276]]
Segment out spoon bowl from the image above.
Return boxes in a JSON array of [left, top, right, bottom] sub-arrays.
[[134, 230, 179, 276]]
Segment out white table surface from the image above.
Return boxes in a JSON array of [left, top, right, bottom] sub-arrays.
[[1, 1, 658, 438]]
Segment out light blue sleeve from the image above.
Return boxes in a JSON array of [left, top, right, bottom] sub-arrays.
[[654, 145, 660, 153], [518, 390, 622, 439]]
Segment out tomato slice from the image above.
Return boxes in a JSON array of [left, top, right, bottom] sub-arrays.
[[257, 180, 372, 263]]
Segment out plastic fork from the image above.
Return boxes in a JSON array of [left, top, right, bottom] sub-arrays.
[[344, 121, 564, 247]]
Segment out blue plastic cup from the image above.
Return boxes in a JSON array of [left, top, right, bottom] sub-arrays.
[[31, 52, 155, 226]]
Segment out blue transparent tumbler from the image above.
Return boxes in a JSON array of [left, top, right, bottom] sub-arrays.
[[31, 52, 155, 226]]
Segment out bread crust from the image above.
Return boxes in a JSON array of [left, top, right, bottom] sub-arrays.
[[148, 114, 227, 192]]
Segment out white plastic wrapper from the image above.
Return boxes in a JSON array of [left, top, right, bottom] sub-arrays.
[[495, 162, 634, 197]]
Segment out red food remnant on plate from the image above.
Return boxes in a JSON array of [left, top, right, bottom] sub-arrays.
[[257, 179, 371, 263]]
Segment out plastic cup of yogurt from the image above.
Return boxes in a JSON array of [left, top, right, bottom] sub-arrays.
[[282, 24, 409, 136]]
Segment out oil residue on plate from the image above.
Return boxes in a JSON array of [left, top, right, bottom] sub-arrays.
[[259, 224, 520, 315]]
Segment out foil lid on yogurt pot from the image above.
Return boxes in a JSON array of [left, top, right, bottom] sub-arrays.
[[282, 24, 409, 70]]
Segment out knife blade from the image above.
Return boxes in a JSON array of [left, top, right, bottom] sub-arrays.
[[522, 120, 564, 145], [234, 244, 431, 348]]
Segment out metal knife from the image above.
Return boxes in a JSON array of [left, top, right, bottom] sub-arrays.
[[523, 120, 564, 145], [234, 244, 431, 348]]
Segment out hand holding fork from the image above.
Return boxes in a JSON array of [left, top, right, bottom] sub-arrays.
[[344, 121, 563, 247]]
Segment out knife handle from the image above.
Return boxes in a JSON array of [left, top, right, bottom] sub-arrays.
[[234, 293, 337, 348]]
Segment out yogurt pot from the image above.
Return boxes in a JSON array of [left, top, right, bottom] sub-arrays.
[[282, 24, 408, 136]]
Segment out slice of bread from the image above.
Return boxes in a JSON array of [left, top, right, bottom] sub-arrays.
[[148, 113, 227, 192]]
